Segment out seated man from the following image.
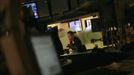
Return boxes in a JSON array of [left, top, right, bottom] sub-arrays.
[[67, 31, 86, 52]]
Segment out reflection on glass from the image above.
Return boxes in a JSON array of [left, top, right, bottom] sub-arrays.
[[69, 19, 82, 31]]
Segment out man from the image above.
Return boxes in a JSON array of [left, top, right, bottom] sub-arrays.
[[67, 31, 85, 52]]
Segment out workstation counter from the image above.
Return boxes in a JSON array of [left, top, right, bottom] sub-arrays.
[[60, 50, 128, 75]]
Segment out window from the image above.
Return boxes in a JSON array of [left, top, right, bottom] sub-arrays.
[[69, 19, 82, 31]]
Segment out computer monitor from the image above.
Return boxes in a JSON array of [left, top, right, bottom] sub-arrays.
[[69, 19, 82, 31], [30, 34, 62, 75], [91, 19, 102, 32]]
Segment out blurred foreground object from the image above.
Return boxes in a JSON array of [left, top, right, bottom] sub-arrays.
[[0, 0, 40, 75]]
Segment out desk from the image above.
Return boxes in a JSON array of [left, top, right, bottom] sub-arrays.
[[61, 51, 128, 75], [61, 49, 121, 56], [60, 51, 92, 57]]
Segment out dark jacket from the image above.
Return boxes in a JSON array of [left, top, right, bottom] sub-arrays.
[[67, 37, 84, 52]]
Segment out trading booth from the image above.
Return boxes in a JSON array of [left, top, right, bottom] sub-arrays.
[[0, 0, 134, 75]]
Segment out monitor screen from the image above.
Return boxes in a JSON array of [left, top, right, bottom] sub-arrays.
[[69, 19, 82, 31], [23, 2, 39, 18], [84, 19, 92, 31], [91, 19, 102, 32], [31, 35, 62, 75]]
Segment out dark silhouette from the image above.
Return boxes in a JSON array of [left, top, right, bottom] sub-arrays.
[[50, 26, 64, 56], [67, 31, 86, 52], [22, 6, 38, 33]]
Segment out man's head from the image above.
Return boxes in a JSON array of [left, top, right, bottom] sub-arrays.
[[67, 31, 75, 40]]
